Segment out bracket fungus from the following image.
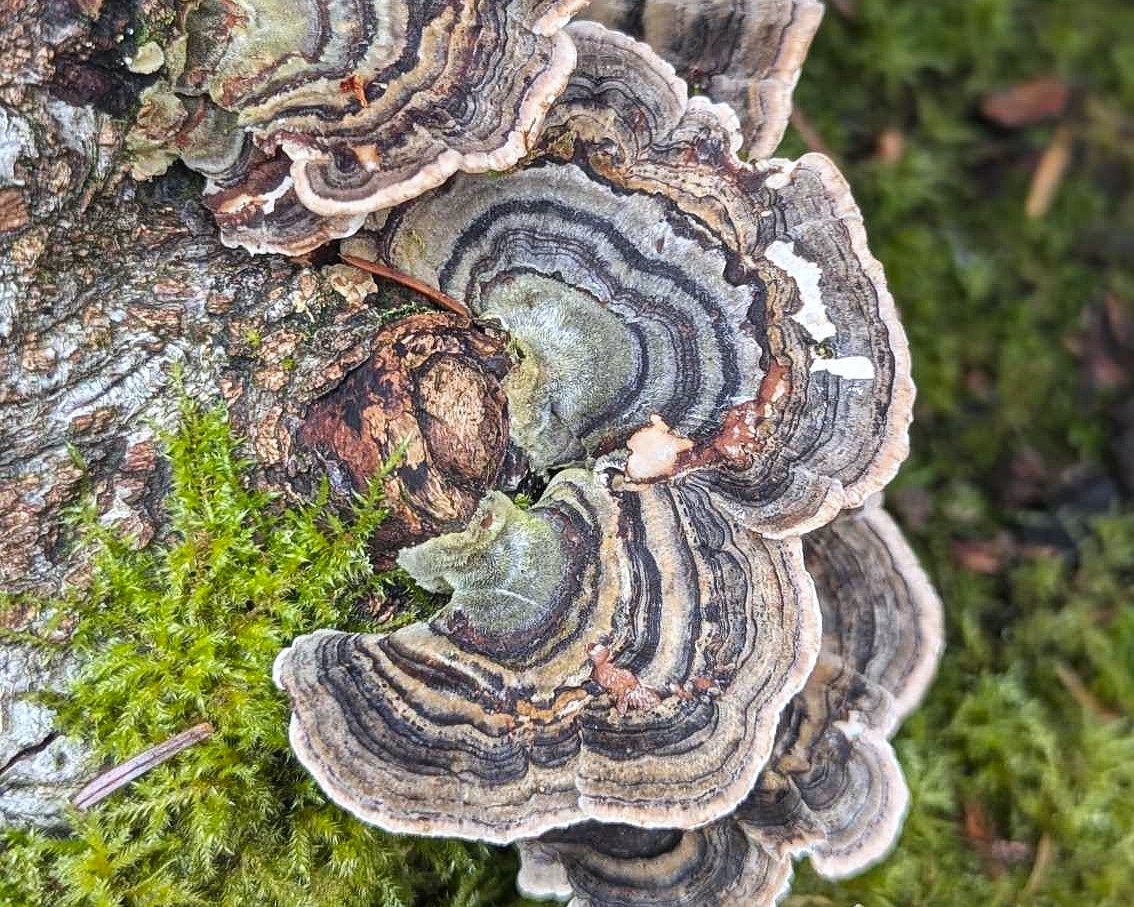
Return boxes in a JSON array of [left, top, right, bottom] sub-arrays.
[[274, 467, 821, 842], [128, 0, 590, 253], [270, 13, 933, 905], [515, 501, 943, 906], [370, 22, 914, 538], [582, 0, 825, 157]]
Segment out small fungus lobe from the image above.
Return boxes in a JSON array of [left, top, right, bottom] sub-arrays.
[[582, 0, 825, 157]]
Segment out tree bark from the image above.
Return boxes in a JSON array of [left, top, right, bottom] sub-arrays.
[[0, 0, 425, 598], [0, 0, 412, 824]]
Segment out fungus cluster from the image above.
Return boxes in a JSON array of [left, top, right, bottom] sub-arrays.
[[514, 500, 942, 904], [127, 0, 587, 254], [147, 3, 942, 904], [582, 0, 826, 157]]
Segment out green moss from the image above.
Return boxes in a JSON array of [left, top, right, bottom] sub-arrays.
[[778, 1, 1134, 903], [0, 400, 520, 907]]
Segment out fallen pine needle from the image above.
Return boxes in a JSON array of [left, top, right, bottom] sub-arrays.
[[1025, 833, 1055, 894], [1026, 124, 1073, 219], [72, 722, 214, 811], [1053, 661, 1119, 721]]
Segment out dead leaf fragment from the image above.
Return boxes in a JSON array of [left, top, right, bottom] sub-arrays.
[[981, 76, 1070, 128]]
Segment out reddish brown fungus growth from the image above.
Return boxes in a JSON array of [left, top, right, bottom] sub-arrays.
[[588, 642, 662, 715]]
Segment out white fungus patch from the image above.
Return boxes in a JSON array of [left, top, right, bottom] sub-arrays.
[[625, 415, 694, 480], [765, 239, 836, 342], [811, 356, 876, 380]]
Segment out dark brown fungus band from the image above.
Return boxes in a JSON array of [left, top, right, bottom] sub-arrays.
[[517, 503, 942, 906], [297, 312, 512, 563], [274, 467, 821, 843], [582, 0, 825, 157], [372, 22, 913, 538], [177, 0, 588, 216]]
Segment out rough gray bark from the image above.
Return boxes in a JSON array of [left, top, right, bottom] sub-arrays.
[[0, 641, 93, 826], [0, 0, 422, 597], [0, 0, 406, 825]]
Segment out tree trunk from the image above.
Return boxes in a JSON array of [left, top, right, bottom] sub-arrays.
[[1, 0, 404, 824]]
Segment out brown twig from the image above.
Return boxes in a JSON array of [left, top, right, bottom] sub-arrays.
[[339, 253, 470, 317], [72, 722, 214, 811]]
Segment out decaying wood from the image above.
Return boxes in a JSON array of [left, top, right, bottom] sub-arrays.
[[297, 311, 512, 565], [1, 178, 422, 596]]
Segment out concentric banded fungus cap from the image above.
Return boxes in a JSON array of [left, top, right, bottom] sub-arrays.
[[297, 312, 511, 562], [202, 152, 369, 256], [371, 22, 913, 538], [516, 502, 943, 906], [176, 0, 589, 217], [274, 467, 821, 843], [128, 83, 367, 256], [582, 1, 824, 157]]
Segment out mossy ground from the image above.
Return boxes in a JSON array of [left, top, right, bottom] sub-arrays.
[[778, 1, 1134, 903], [3, 0, 1133, 904], [0, 401, 523, 906]]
